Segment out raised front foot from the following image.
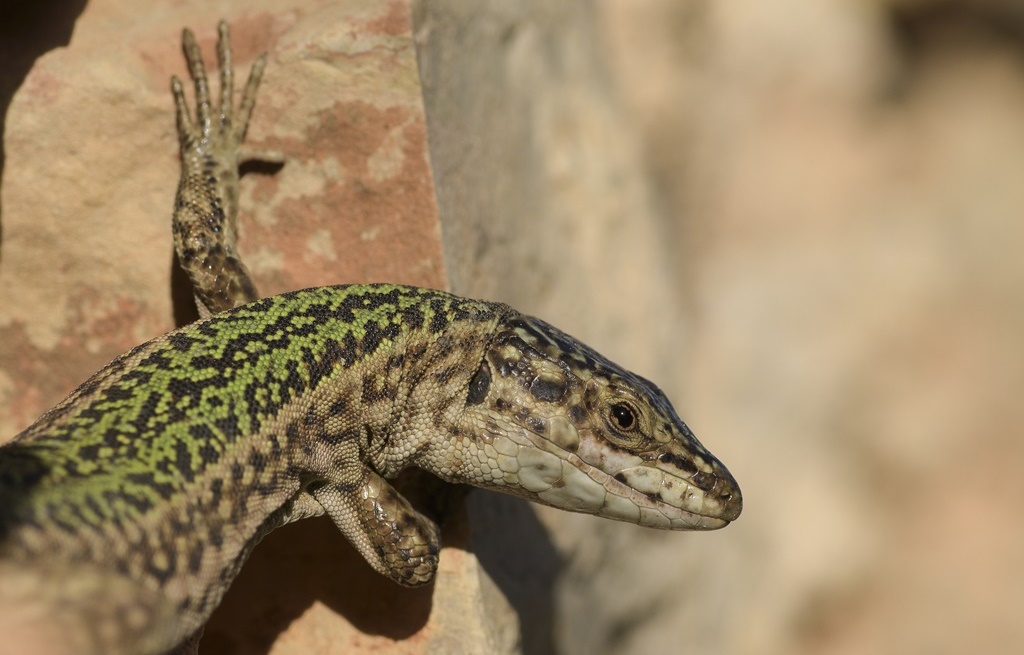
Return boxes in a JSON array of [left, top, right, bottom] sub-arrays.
[[171, 21, 267, 316]]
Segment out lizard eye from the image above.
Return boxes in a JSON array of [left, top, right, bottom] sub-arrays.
[[609, 402, 638, 432]]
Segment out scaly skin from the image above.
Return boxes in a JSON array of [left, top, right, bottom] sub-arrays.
[[0, 23, 742, 655], [171, 22, 265, 317]]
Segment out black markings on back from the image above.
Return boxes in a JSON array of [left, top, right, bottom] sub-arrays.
[[168, 333, 199, 352], [125, 472, 175, 501], [210, 477, 224, 506], [145, 548, 177, 587], [428, 298, 449, 333], [119, 490, 155, 514], [248, 451, 267, 473], [209, 525, 224, 548], [174, 440, 194, 482], [358, 316, 401, 358], [6, 285, 507, 545], [76, 442, 102, 463]]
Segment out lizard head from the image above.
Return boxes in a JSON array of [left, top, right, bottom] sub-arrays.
[[446, 313, 742, 530]]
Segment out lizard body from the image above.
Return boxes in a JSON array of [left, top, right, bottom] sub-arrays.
[[0, 23, 741, 655]]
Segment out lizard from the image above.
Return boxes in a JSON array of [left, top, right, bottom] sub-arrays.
[[0, 22, 742, 655]]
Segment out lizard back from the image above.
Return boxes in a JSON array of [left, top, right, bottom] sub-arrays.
[[0, 283, 506, 644]]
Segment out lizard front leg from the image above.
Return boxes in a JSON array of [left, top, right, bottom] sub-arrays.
[[311, 471, 442, 587], [170, 14, 443, 594], [171, 21, 267, 316]]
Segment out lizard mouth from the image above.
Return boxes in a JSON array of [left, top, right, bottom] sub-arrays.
[[571, 451, 734, 530], [514, 430, 736, 531], [611, 459, 742, 525]]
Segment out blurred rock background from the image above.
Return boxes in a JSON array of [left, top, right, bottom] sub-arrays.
[[422, 1, 1024, 653], [575, 1, 1024, 653]]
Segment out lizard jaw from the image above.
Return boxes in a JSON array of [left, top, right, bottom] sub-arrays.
[[502, 430, 740, 530]]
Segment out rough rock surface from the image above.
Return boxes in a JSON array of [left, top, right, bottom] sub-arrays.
[[1, 1, 515, 653], [413, 3, 702, 655], [587, 2, 1024, 654]]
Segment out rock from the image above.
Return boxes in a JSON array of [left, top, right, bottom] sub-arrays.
[[1, 1, 512, 653]]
